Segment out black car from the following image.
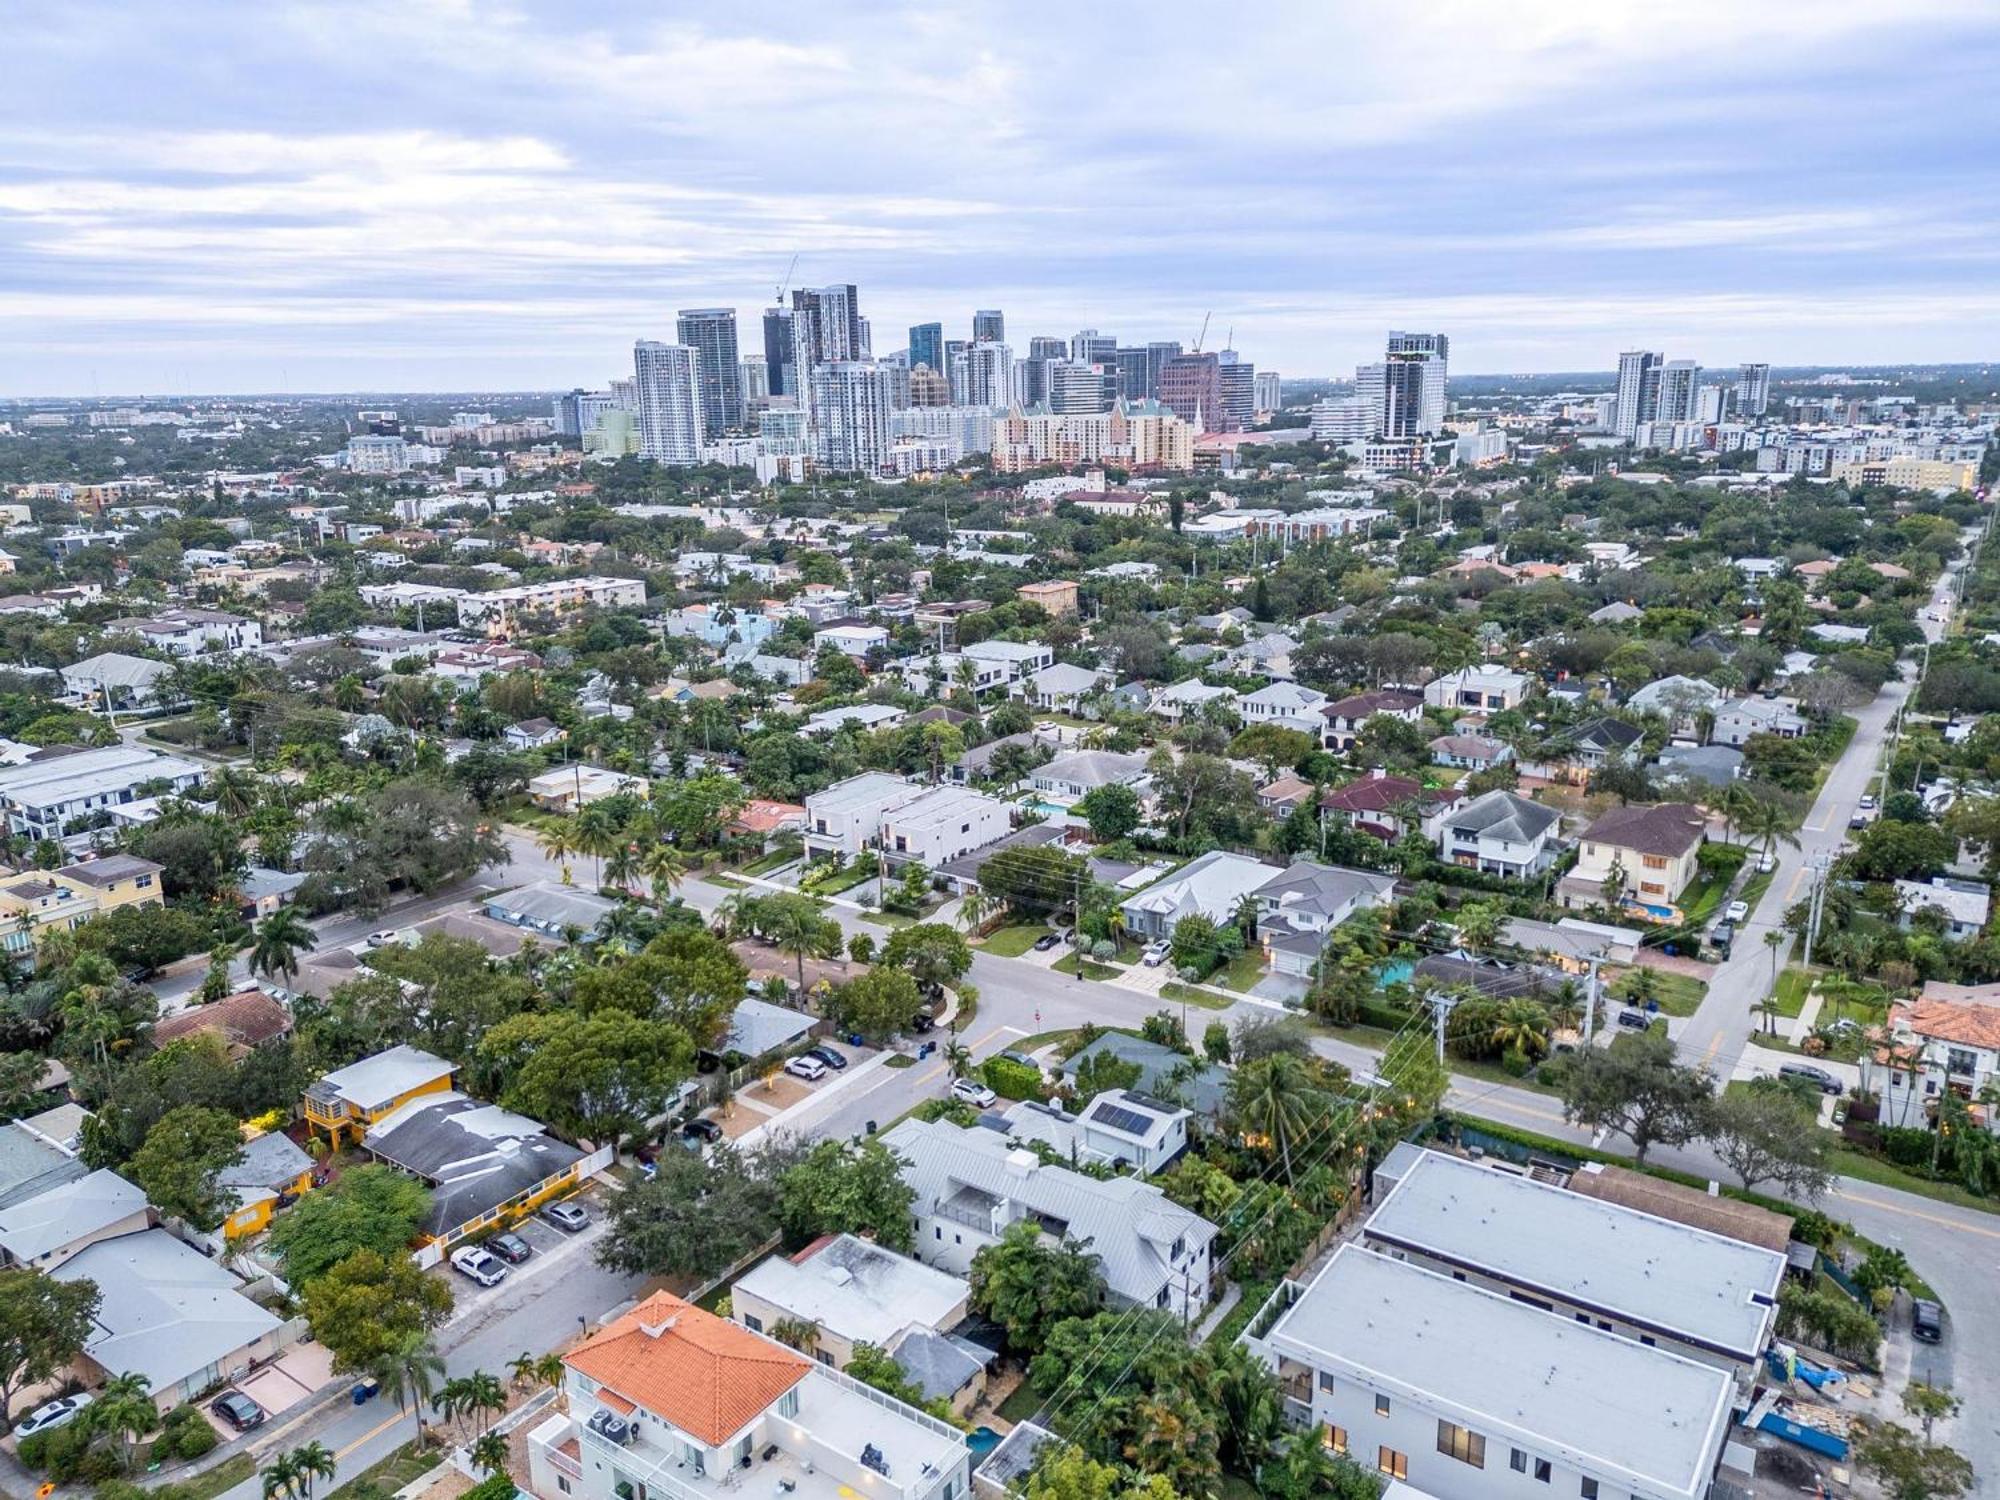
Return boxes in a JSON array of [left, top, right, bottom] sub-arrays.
[[679, 1116, 723, 1145], [1032, 933, 1062, 952], [487, 1232, 533, 1264], [1616, 1008, 1653, 1031], [212, 1391, 266, 1431], [1778, 1062, 1843, 1096], [1912, 1298, 1944, 1343], [808, 1044, 849, 1071]]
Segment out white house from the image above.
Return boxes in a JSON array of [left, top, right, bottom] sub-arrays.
[[1120, 849, 1276, 943], [804, 772, 919, 858], [1712, 697, 1807, 746], [0, 745, 206, 839], [1895, 876, 1992, 942], [1421, 790, 1562, 880], [1028, 750, 1150, 807], [1423, 664, 1532, 712], [104, 607, 262, 657], [802, 703, 907, 737], [1253, 860, 1399, 978], [1149, 680, 1240, 722], [876, 784, 1013, 868], [812, 621, 890, 658], [1000, 1088, 1193, 1176], [1018, 662, 1109, 712], [1239, 681, 1331, 735], [963, 639, 1055, 682], [730, 1234, 970, 1376]]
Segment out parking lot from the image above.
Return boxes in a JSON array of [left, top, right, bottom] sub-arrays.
[[431, 1179, 613, 1316]]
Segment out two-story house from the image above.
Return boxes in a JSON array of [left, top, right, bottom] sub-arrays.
[[803, 773, 917, 858], [1320, 689, 1424, 753], [0, 854, 166, 960], [1320, 771, 1455, 843], [1239, 681, 1330, 735], [1894, 876, 1992, 942], [1869, 994, 2000, 1131], [1558, 803, 1706, 920], [1423, 665, 1533, 713], [1712, 696, 1808, 747], [303, 1043, 457, 1150], [875, 785, 1013, 869], [1253, 860, 1399, 979], [1421, 790, 1562, 879], [527, 1291, 969, 1500], [1521, 717, 1644, 785]]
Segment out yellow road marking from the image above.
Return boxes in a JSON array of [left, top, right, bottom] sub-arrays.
[[1834, 1186, 2000, 1241], [336, 1410, 409, 1459], [911, 1022, 1018, 1090], [1785, 869, 1806, 904]]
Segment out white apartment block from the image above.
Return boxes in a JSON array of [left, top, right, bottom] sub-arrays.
[[876, 784, 1012, 868], [633, 341, 704, 466], [455, 576, 647, 638], [803, 773, 917, 858], [0, 746, 207, 839]]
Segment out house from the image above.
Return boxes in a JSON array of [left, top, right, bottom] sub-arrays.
[[526, 763, 646, 812], [719, 997, 819, 1062], [1588, 600, 1643, 624], [0, 854, 167, 959], [1524, 717, 1642, 783], [963, 639, 1056, 682], [1148, 679, 1239, 722], [882, 1117, 1216, 1319], [1626, 675, 1725, 736], [1413, 952, 1558, 999], [102, 607, 261, 657], [527, 1290, 968, 1500], [1018, 661, 1108, 712], [1712, 696, 1808, 747], [1240, 681, 1330, 735], [899, 653, 1010, 698], [1563, 1162, 1794, 1253], [1320, 689, 1423, 753], [731, 1233, 973, 1389], [1497, 917, 1642, 969], [1253, 860, 1399, 977], [0, 745, 205, 839], [802, 703, 907, 737], [0, 1118, 89, 1210], [485, 881, 620, 940], [303, 1043, 458, 1149], [1017, 579, 1079, 617], [1241, 1245, 1735, 1500], [505, 717, 568, 751], [1560, 802, 1707, 919], [362, 1090, 587, 1246], [237, 865, 308, 920], [1057, 1034, 1230, 1118], [812, 621, 890, 658], [728, 799, 806, 847], [1119, 849, 1276, 943], [1360, 1151, 1783, 1376], [217, 1132, 316, 1241], [59, 652, 179, 712], [1256, 773, 1314, 819], [877, 784, 1013, 868], [150, 987, 294, 1057], [1423, 664, 1532, 712], [1422, 790, 1562, 879], [1000, 1089, 1194, 1176], [0, 1168, 150, 1270], [1029, 750, 1150, 807], [1226, 632, 1302, 681], [1320, 770, 1454, 843], [1429, 733, 1511, 772], [805, 773, 918, 858], [52, 1228, 294, 1413], [1895, 876, 1992, 942], [1869, 995, 2000, 1131], [1650, 743, 1744, 789]]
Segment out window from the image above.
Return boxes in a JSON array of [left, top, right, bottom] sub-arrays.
[[777, 1389, 799, 1420], [1317, 1370, 1336, 1393], [1580, 1480, 1598, 1499], [1641, 854, 1668, 870], [740, 1313, 763, 1333], [1534, 1459, 1552, 1483], [1323, 1425, 1347, 1456], [556, 1479, 571, 1494], [1374, 1394, 1391, 1417], [1436, 1421, 1486, 1469], [1511, 1450, 1528, 1473], [1377, 1448, 1407, 1481]]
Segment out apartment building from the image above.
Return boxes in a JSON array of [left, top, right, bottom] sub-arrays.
[[455, 575, 648, 638], [876, 784, 1013, 868], [104, 607, 262, 656], [0, 854, 166, 959], [0, 746, 205, 838]]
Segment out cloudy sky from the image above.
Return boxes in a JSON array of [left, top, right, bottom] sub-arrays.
[[6, 0, 1999, 395]]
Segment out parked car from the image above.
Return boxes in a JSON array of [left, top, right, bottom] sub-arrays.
[[451, 1245, 508, 1287], [212, 1391, 267, 1431], [1142, 942, 1169, 967], [1757, 854, 1776, 873], [1724, 899, 1750, 924], [785, 1055, 828, 1082], [540, 1200, 590, 1233], [1777, 1062, 1843, 1096], [909, 1011, 935, 1034], [950, 1078, 998, 1108], [998, 1050, 1041, 1072], [807, 1044, 849, 1071], [1710, 921, 1735, 956], [1032, 932, 1062, 952], [486, 1232, 532, 1264], [15, 1393, 92, 1439], [1859, 793, 1878, 811], [1848, 813, 1868, 831], [679, 1116, 723, 1145], [1615, 1009, 1653, 1031], [365, 929, 401, 948], [1912, 1298, 1944, 1343]]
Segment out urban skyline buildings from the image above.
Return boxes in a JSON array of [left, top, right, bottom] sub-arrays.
[[674, 307, 743, 436], [631, 340, 702, 465]]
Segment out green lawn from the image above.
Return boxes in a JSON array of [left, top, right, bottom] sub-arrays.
[[1211, 948, 1268, 993], [980, 923, 1051, 957], [706, 873, 749, 890], [1160, 981, 1235, 1011], [1829, 1147, 2000, 1217], [1678, 872, 1731, 926], [742, 848, 799, 876], [1772, 964, 1818, 1017], [324, 1445, 434, 1500], [861, 911, 915, 929], [1053, 952, 1120, 980], [885, 1054, 916, 1069], [808, 862, 877, 896], [996, 1376, 1050, 1424], [181, 1453, 258, 1500], [1610, 967, 1706, 1017]]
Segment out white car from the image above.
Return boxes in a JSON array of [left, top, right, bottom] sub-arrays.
[[1142, 942, 1169, 967], [450, 1245, 508, 1288], [366, 929, 402, 948], [951, 1078, 998, 1108], [15, 1392, 92, 1439], [784, 1055, 828, 1082], [1858, 794, 1878, 811], [1724, 900, 1750, 924]]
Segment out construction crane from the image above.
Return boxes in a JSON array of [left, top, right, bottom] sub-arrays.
[[773, 252, 799, 306], [1192, 312, 1211, 353]]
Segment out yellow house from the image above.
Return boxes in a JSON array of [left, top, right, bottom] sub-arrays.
[[304, 1043, 457, 1149], [218, 1130, 317, 1240], [0, 854, 165, 959]]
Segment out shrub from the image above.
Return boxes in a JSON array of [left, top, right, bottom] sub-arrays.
[[1501, 1047, 1534, 1077], [464, 1475, 519, 1500], [170, 1422, 217, 1460], [981, 1056, 1044, 1101]]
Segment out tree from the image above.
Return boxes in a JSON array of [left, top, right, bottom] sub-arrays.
[[91, 1371, 156, 1471], [1453, 901, 1502, 952], [128, 1105, 245, 1230], [0, 1269, 99, 1434], [265, 1442, 337, 1500], [1559, 1031, 1714, 1163], [1024, 1445, 1182, 1500], [1902, 1382, 1961, 1444], [1707, 1085, 1833, 1197], [1228, 1053, 1327, 1184], [267, 1165, 434, 1283], [372, 1329, 446, 1452], [1070, 1049, 1142, 1104], [1168, 913, 1220, 973], [969, 1220, 1107, 1350], [1854, 1420, 1975, 1500], [1258, 1430, 1381, 1500], [302, 1248, 455, 1373], [1202, 1020, 1231, 1063], [479, 1009, 693, 1148], [1076, 783, 1142, 841], [826, 968, 925, 1041], [843, 1341, 952, 1421], [746, 892, 843, 994], [248, 906, 316, 982], [0, 1049, 46, 1122], [468, 1432, 508, 1477], [880, 922, 974, 993], [597, 1145, 781, 1280], [777, 1138, 916, 1250]]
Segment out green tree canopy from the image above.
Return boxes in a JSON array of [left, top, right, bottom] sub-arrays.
[[268, 1165, 433, 1284], [128, 1105, 246, 1231]]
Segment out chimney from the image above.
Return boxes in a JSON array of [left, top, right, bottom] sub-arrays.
[[1004, 1148, 1039, 1179]]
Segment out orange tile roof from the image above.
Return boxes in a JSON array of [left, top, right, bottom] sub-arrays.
[[564, 1292, 809, 1445], [1892, 998, 2000, 1051], [596, 1389, 634, 1414]]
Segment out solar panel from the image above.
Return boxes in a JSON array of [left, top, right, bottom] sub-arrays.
[[1090, 1102, 1155, 1137]]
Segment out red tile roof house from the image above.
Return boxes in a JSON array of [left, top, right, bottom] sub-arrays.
[[1318, 770, 1457, 841], [526, 1291, 968, 1500]]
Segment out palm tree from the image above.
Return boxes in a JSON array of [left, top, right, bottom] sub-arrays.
[[603, 839, 642, 895], [1228, 1053, 1324, 1184], [943, 1040, 972, 1079], [289, 1442, 336, 1499], [1717, 782, 1759, 845], [532, 1352, 564, 1388], [536, 820, 578, 886], [91, 1371, 155, 1472], [210, 766, 260, 819], [1489, 998, 1552, 1059], [1453, 901, 1503, 953], [249, 906, 316, 982], [461, 1371, 506, 1435], [642, 844, 687, 908], [507, 1351, 539, 1390], [262, 1452, 301, 1500], [373, 1330, 446, 1452], [1744, 800, 1801, 867], [957, 887, 993, 934], [574, 805, 618, 888], [468, 1432, 508, 1477], [759, 893, 834, 997]]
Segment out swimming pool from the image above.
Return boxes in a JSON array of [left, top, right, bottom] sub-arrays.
[[1376, 959, 1415, 988]]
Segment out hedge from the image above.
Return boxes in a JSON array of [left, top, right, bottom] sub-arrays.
[[982, 1056, 1044, 1101]]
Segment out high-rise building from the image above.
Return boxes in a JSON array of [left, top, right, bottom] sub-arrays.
[[1049, 360, 1116, 415], [972, 309, 1005, 344], [632, 341, 703, 466], [1115, 348, 1152, 402], [552, 389, 588, 438], [1019, 338, 1068, 406], [1736, 362, 1771, 418], [960, 342, 1014, 406], [808, 361, 894, 474], [792, 284, 864, 371], [1614, 351, 1663, 441], [761, 308, 794, 397], [907, 364, 951, 407], [739, 356, 771, 404], [1309, 396, 1375, 444], [1655, 360, 1701, 424], [1157, 352, 1222, 431], [1028, 336, 1068, 362], [1147, 342, 1183, 400], [1354, 363, 1386, 432], [1071, 329, 1117, 366], [909, 322, 945, 374], [1216, 352, 1256, 433], [943, 339, 969, 405], [675, 308, 744, 436], [1254, 370, 1281, 413], [1696, 384, 1728, 424], [1382, 332, 1448, 437]]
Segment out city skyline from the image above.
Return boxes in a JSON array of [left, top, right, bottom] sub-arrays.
[[5, 0, 2000, 394]]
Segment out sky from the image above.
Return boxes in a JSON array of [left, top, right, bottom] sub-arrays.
[[6, 0, 2000, 396]]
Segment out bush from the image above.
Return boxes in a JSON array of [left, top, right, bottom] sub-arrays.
[[170, 1421, 217, 1460], [1880, 1126, 1936, 1169], [981, 1056, 1044, 1101], [463, 1476, 519, 1500], [1500, 1047, 1534, 1077]]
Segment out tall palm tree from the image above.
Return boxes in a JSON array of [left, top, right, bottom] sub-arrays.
[[261, 1452, 300, 1500], [249, 906, 316, 982], [209, 766, 260, 819], [536, 819, 578, 885], [1227, 1053, 1324, 1184], [373, 1330, 446, 1452], [573, 805, 619, 888], [507, 1351, 539, 1390], [289, 1442, 337, 1499], [1744, 800, 1802, 866], [468, 1432, 508, 1477], [461, 1371, 506, 1435], [956, 888, 993, 934], [91, 1371, 155, 1472], [603, 839, 642, 895], [943, 1040, 973, 1079], [759, 893, 834, 998], [1489, 998, 1552, 1059], [642, 844, 687, 908]]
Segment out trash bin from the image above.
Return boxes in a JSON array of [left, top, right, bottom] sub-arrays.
[[866, 1120, 878, 1135], [352, 1378, 380, 1405]]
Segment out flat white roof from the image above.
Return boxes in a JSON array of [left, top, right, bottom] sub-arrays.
[[1363, 1151, 1783, 1360], [806, 772, 914, 816], [734, 1234, 967, 1348], [315, 1043, 454, 1112], [1263, 1246, 1734, 1500]]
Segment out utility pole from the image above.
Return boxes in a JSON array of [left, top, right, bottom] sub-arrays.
[[1423, 987, 1459, 1064], [1582, 955, 1602, 1046], [1801, 852, 1830, 970]]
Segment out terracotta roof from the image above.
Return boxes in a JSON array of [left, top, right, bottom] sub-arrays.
[[151, 989, 294, 1052], [564, 1291, 810, 1445], [1891, 998, 2000, 1051], [1320, 773, 1446, 815], [731, 799, 806, 835]]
